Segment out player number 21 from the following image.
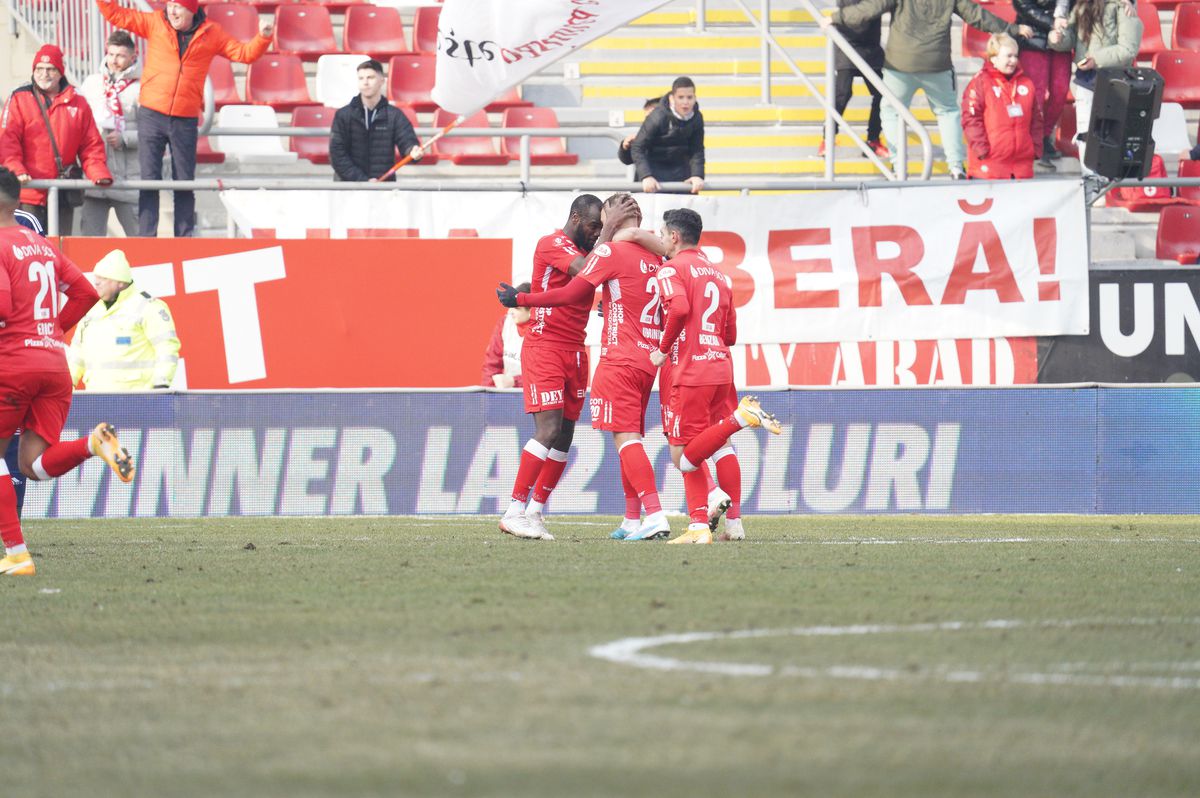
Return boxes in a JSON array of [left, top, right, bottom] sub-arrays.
[[640, 277, 662, 325], [28, 260, 60, 320]]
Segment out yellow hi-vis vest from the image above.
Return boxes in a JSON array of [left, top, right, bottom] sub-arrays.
[[68, 284, 180, 390]]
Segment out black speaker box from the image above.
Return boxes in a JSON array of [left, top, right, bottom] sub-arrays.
[[1083, 67, 1164, 179]]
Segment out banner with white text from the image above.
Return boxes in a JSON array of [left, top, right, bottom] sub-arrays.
[[220, 182, 1090, 343]]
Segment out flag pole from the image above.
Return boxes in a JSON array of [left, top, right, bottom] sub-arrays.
[[377, 114, 465, 181]]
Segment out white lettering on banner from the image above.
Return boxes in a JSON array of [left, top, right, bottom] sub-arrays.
[[1164, 284, 1200, 356], [103, 429, 140, 517], [208, 429, 288, 515], [1100, 283, 1153, 357], [134, 429, 215, 516], [547, 426, 602, 513], [130, 262, 176, 298], [331, 428, 396, 515], [417, 427, 457, 513], [280, 428, 336, 515], [804, 424, 872, 513], [455, 427, 519, 514], [182, 247, 287, 383], [757, 428, 799, 512]]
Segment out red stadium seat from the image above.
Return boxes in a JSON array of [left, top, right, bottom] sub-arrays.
[[196, 136, 226, 164], [1106, 154, 1180, 211], [412, 5, 441, 52], [246, 54, 313, 110], [207, 3, 259, 42], [501, 107, 578, 165], [273, 4, 337, 61], [289, 104, 333, 164], [307, 0, 366, 10], [961, 1, 1015, 58], [1154, 51, 1200, 107], [207, 56, 242, 107], [1173, 3, 1200, 50], [1055, 99, 1079, 159], [432, 109, 509, 166], [387, 53, 437, 111], [1147, 0, 1188, 9], [344, 5, 409, 60], [1156, 206, 1200, 263], [1137, 1, 1167, 60], [485, 87, 534, 112], [1179, 159, 1200, 205]]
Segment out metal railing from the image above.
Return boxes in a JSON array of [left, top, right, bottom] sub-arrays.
[[7, 0, 148, 84]]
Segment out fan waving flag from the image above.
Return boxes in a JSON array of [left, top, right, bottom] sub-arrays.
[[431, 0, 670, 115]]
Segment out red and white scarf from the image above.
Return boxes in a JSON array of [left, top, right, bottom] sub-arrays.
[[103, 70, 134, 134]]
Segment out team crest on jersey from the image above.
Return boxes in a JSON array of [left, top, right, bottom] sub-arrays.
[[658, 266, 676, 280], [1017, 85, 1029, 96], [593, 243, 612, 258]]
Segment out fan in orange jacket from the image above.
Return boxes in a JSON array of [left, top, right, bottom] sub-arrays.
[[963, 33, 1043, 180], [0, 45, 112, 210], [94, 0, 272, 120]]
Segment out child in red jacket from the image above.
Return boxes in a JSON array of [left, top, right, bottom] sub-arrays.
[[963, 34, 1043, 179]]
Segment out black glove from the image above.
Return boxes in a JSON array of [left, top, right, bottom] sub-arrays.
[[152, 385, 169, 389], [496, 282, 520, 308]]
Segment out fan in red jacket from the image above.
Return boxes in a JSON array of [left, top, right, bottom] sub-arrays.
[[962, 34, 1043, 180], [0, 45, 112, 232]]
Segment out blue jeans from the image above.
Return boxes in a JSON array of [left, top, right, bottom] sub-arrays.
[[137, 106, 198, 237], [881, 68, 966, 172]]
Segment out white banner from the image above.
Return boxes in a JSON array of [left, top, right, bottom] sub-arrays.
[[431, 0, 670, 115], [220, 181, 1090, 343]]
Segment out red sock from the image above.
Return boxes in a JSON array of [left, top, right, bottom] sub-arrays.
[[511, 440, 548, 503], [701, 460, 716, 493], [682, 416, 741, 468], [34, 437, 92, 478], [531, 449, 568, 504], [0, 471, 25, 552], [618, 440, 661, 515], [714, 447, 742, 520], [683, 468, 709, 524], [621, 468, 640, 520]]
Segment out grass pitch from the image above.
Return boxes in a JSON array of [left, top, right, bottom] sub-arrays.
[[3, 515, 1199, 798]]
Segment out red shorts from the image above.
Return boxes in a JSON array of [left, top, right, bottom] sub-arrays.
[[521, 345, 588, 421], [0, 368, 73, 443], [666, 381, 738, 445], [589, 363, 655, 434]]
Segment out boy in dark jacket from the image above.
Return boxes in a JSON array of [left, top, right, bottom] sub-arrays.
[[822, 0, 889, 158], [330, 59, 422, 182], [631, 76, 705, 194]]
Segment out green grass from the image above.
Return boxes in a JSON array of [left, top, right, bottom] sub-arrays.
[[3, 516, 1199, 798]]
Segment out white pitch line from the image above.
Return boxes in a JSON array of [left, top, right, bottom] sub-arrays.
[[588, 618, 1200, 689]]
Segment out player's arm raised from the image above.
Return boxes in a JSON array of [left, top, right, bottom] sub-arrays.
[[612, 226, 668, 256]]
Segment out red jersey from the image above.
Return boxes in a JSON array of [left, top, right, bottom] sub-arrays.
[[657, 248, 737, 386], [578, 240, 664, 376], [526, 230, 589, 350], [0, 225, 97, 371]]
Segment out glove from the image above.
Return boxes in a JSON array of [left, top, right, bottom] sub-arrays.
[[152, 384, 169, 389], [496, 282, 519, 308]]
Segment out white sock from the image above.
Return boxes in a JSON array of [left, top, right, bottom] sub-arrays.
[[527, 500, 545, 516], [679, 453, 698, 472], [643, 510, 666, 528], [5, 544, 28, 557], [30, 455, 51, 481], [621, 517, 641, 532], [506, 499, 526, 516]]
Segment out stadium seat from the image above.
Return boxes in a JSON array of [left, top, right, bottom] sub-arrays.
[[246, 54, 313, 110], [207, 3, 260, 42], [196, 135, 226, 164], [1147, 0, 1188, 9], [962, 1, 1015, 58], [432, 109, 509, 166], [412, 5, 441, 52], [1173, 3, 1200, 50], [273, 4, 337, 61], [1179, 159, 1200, 205], [343, 5, 410, 60], [300, 0, 365, 10], [1106, 154, 1179, 212], [1153, 102, 1193, 153], [485, 87, 534, 112], [1137, 1, 1168, 60], [1153, 51, 1200, 107], [501, 107, 578, 165], [315, 53, 370, 108], [387, 53, 437, 111], [1156, 206, 1200, 263], [213, 104, 298, 163], [207, 56, 242, 108], [289, 104, 333, 164], [1055, 99, 1079, 159]]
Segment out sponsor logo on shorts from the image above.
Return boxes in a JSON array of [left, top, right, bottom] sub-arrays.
[[540, 389, 564, 406]]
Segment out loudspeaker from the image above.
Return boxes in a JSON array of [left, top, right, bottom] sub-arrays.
[[1084, 67, 1164, 179]]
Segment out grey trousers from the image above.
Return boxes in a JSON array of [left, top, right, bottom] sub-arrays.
[[81, 196, 138, 236]]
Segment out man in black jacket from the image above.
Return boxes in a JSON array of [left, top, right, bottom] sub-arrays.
[[631, 76, 705, 194], [329, 59, 422, 181]]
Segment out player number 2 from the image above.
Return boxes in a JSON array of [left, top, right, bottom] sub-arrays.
[[700, 281, 720, 332], [28, 260, 59, 320], [640, 277, 662, 325]]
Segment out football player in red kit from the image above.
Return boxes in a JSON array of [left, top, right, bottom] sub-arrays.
[[649, 208, 781, 544], [498, 194, 638, 541], [498, 193, 673, 541], [0, 167, 135, 576]]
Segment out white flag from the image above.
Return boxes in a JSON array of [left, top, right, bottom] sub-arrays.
[[431, 0, 670, 115]]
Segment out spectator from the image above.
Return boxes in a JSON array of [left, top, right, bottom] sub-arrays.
[[822, 0, 889, 159], [963, 34, 1043, 179], [68, 249, 181, 390], [95, 0, 273, 237], [631, 77, 705, 194], [1049, 0, 1142, 174], [1014, 0, 1075, 170], [0, 45, 112, 234], [618, 98, 660, 167], [330, 60, 423, 182], [79, 31, 141, 236], [481, 283, 532, 389], [824, 0, 1032, 179]]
